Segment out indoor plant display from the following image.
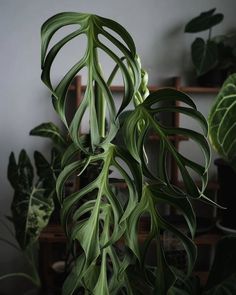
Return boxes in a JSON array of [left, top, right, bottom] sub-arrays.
[[185, 8, 236, 86], [208, 73, 236, 231], [39, 12, 212, 294], [0, 122, 69, 289]]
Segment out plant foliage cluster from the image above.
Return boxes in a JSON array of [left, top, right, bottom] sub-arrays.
[[40, 12, 211, 295]]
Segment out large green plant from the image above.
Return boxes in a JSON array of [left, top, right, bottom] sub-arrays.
[[41, 12, 211, 294], [208, 73, 236, 170]]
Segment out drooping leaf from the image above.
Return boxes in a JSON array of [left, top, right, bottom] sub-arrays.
[[40, 12, 212, 295], [123, 88, 210, 199], [208, 73, 236, 171], [191, 38, 218, 76], [185, 8, 224, 33], [41, 12, 141, 152], [30, 122, 67, 149]]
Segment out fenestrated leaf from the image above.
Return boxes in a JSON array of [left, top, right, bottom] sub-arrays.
[[123, 88, 210, 199], [41, 11, 213, 295], [191, 38, 218, 76], [208, 73, 236, 171], [41, 12, 141, 152], [57, 143, 142, 292], [185, 8, 223, 33]]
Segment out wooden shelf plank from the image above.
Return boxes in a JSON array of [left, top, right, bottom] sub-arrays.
[[68, 84, 160, 93], [179, 86, 220, 94]]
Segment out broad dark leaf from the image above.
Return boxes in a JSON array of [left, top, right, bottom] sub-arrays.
[[7, 150, 54, 250], [185, 8, 223, 33], [191, 38, 218, 76]]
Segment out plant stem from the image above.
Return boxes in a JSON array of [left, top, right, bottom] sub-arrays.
[[208, 28, 212, 40], [24, 244, 41, 288], [94, 50, 106, 138]]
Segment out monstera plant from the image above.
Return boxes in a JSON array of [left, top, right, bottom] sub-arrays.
[[41, 12, 212, 294]]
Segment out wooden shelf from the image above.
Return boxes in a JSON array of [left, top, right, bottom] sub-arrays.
[[179, 86, 220, 94], [69, 77, 220, 95], [68, 84, 160, 93], [40, 224, 66, 243]]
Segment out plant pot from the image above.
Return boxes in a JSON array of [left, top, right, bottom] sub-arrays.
[[215, 158, 236, 230], [197, 69, 227, 87]]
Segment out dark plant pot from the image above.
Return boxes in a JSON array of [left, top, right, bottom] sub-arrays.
[[215, 158, 236, 230], [197, 69, 227, 87]]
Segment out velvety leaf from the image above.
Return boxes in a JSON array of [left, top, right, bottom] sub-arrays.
[[191, 38, 218, 76], [208, 73, 236, 170], [185, 8, 223, 33]]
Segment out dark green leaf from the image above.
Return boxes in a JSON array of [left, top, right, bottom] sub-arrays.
[[208, 73, 236, 170], [30, 122, 67, 149], [185, 9, 223, 33], [8, 150, 54, 250], [191, 38, 218, 76]]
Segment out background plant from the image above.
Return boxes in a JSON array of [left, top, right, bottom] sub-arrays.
[[208, 73, 236, 171], [169, 235, 236, 295], [41, 12, 212, 294], [185, 8, 236, 77], [0, 122, 68, 288]]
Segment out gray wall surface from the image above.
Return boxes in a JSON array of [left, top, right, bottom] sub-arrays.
[[0, 0, 235, 293]]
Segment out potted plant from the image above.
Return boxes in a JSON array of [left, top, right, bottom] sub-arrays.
[[39, 12, 214, 294], [185, 8, 236, 86], [208, 73, 236, 231]]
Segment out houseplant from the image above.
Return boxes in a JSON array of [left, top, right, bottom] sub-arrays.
[[169, 235, 236, 294], [40, 12, 212, 294], [185, 8, 236, 86], [208, 73, 236, 230], [41, 12, 210, 295], [0, 122, 69, 291]]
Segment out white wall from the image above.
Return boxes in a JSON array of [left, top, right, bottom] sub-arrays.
[[0, 0, 235, 292]]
